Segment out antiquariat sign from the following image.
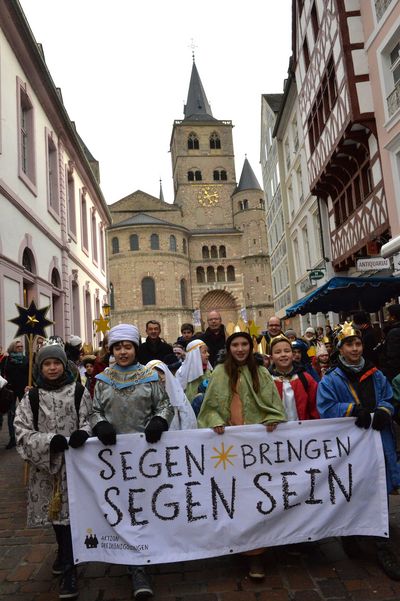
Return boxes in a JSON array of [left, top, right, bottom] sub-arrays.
[[356, 257, 391, 272]]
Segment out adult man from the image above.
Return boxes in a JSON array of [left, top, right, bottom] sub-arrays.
[[261, 316, 282, 353], [198, 310, 226, 367], [317, 321, 400, 580], [137, 320, 173, 364], [382, 304, 400, 381]]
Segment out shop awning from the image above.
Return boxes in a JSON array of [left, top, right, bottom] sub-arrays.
[[285, 276, 400, 317]]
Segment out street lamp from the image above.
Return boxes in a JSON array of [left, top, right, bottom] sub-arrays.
[[102, 303, 111, 317]]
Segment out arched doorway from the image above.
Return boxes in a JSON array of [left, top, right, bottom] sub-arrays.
[[199, 290, 238, 328]]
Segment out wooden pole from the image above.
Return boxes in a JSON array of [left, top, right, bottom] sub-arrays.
[[24, 333, 34, 485]]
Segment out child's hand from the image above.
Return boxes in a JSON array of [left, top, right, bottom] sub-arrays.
[[69, 430, 89, 448], [50, 434, 68, 453], [213, 425, 225, 435]]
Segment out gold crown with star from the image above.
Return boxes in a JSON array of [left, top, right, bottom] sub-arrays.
[[336, 321, 361, 346]]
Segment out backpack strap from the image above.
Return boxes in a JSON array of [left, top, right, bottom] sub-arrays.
[[29, 382, 85, 432]]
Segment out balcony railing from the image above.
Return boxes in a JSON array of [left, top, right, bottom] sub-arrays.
[[387, 80, 400, 118]]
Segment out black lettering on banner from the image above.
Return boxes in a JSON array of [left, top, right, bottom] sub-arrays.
[[152, 484, 180, 520], [305, 468, 323, 504], [139, 448, 162, 478], [304, 439, 321, 460], [98, 448, 116, 480], [120, 451, 136, 481], [185, 481, 207, 522], [287, 440, 302, 462], [273, 441, 285, 463], [328, 463, 353, 504], [259, 442, 272, 465], [337, 436, 351, 457], [211, 477, 236, 520], [165, 446, 183, 477], [254, 472, 276, 515], [241, 444, 256, 468], [128, 488, 149, 526], [282, 471, 301, 510], [185, 445, 205, 477], [323, 440, 337, 460], [104, 486, 123, 526]]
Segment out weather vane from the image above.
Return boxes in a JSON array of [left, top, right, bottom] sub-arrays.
[[188, 38, 198, 62]]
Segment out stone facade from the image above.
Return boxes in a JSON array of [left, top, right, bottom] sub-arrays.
[[107, 63, 274, 341]]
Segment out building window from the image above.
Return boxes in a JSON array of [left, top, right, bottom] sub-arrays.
[[386, 38, 400, 117], [46, 132, 59, 215], [17, 79, 36, 190], [196, 266, 205, 283], [213, 170, 227, 181], [182, 239, 187, 254], [311, 2, 319, 42], [227, 265, 235, 281], [150, 233, 159, 250], [303, 36, 310, 71], [99, 225, 105, 271], [308, 56, 337, 153], [210, 132, 221, 149], [81, 192, 89, 252], [292, 236, 301, 277], [239, 199, 249, 211], [187, 170, 202, 181], [51, 268, 61, 288], [188, 133, 199, 150], [207, 266, 216, 282], [22, 247, 36, 273], [195, 170, 202, 181], [111, 237, 119, 254], [130, 234, 139, 250], [210, 245, 218, 258], [217, 266, 225, 282], [202, 246, 209, 259], [180, 278, 187, 306], [110, 282, 115, 309], [169, 235, 177, 252], [302, 224, 311, 268], [142, 277, 156, 305], [67, 169, 76, 237], [259, 198, 265, 209], [375, 0, 394, 21], [219, 245, 226, 258], [91, 210, 98, 263]]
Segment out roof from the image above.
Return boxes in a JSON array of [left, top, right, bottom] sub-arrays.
[[236, 158, 262, 192], [183, 61, 216, 122], [110, 212, 187, 230], [262, 93, 284, 113]]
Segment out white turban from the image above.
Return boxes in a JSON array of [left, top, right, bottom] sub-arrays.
[[176, 339, 212, 390], [108, 324, 140, 349]]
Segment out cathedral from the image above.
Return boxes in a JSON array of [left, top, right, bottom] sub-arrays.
[[107, 61, 274, 340]]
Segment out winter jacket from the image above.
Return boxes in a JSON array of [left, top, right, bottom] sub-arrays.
[[137, 338, 173, 364], [271, 370, 319, 420]]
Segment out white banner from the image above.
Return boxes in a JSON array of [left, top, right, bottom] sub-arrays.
[[66, 419, 388, 566]]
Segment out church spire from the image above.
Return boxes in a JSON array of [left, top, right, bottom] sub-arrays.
[[159, 178, 165, 203], [237, 157, 262, 192], [183, 61, 215, 121]]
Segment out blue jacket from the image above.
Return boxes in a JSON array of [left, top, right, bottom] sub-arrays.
[[317, 365, 400, 493]]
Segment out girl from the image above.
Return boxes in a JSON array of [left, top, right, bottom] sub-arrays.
[[197, 331, 286, 579], [176, 339, 212, 403], [0, 339, 29, 448], [269, 335, 319, 421], [14, 345, 92, 600]]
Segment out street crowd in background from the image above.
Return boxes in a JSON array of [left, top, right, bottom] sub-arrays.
[[2, 305, 400, 599]]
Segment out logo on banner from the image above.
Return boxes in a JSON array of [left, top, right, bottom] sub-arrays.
[[84, 529, 99, 549]]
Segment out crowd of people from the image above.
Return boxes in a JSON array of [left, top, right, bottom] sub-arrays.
[[2, 306, 400, 599]]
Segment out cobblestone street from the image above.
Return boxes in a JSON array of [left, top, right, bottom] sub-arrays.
[[1, 428, 400, 601]]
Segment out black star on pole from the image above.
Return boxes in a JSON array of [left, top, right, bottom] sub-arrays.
[[9, 300, 54, 338]]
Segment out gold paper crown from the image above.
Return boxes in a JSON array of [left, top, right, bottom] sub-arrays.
[[336, 321, 359, 345]]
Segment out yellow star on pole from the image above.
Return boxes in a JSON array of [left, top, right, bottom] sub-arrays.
[[248, 320, 261, 338], [210, 443, 237, 470], [93, 314, 110, 335]]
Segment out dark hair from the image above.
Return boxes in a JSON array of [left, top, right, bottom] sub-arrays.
[[146, 320, 161, 329], [181, 323, 194, 333], [388, 304, 400, 321], [353, 311, 370, 324], [224, 332, 260, 394]]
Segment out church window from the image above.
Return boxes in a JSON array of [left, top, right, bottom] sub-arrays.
[[219, 245, 226, 258], [239, 199, 249, 211], [142, 277, 156, 305], [150, 233, 159, 250], [227, 265, 235, 281], [213, 170, 227, 181], [210, 133, 221, 149], [51, 268, 61, 288], [217, 266, 225, 282], [130, 234, 139, 251], [188, 133, 199, 150], [207, 266, 216, 282], [110, 282, 115, 309], [195, 170, 202, 181], [210, 245, 218, 258], [182, 239, 187, 254], [111, 237, 119, 254], [202, 246, 209, 259], [22, 247, 36, 273], [180, 278, 187, 306], [169, 235, 177, 252], [196, 267, 205, 283], [188, 171, 195, 181], [259, 198, 265, 209]]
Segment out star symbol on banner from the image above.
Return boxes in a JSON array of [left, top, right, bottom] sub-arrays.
[[211, 443, 237, 470], [9, 300, 53, 338], [93, 314, 110, 334], [248, 320, 261, 338]]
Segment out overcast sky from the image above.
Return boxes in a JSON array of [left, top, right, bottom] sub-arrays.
[[19, 1, 292, 205]]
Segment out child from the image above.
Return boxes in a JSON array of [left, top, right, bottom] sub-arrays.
[[91, 323, 174, 598], [176, 339, 212, 403], [81, 354, 96, 395], [269, 335, 319, 421], [14, 345, 92, 600]]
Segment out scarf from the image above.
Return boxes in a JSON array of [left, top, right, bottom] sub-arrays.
[[338, 355, 365, 373], [96, 362, 158, 390], [9, 352, 26, 364], [36, 369, 74, 391]]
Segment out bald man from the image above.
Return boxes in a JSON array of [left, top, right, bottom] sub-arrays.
[[198, 310, 226, 367], [261, 316, 282, 353]]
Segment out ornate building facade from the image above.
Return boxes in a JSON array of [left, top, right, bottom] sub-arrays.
[[108, 62, 273, 340]]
